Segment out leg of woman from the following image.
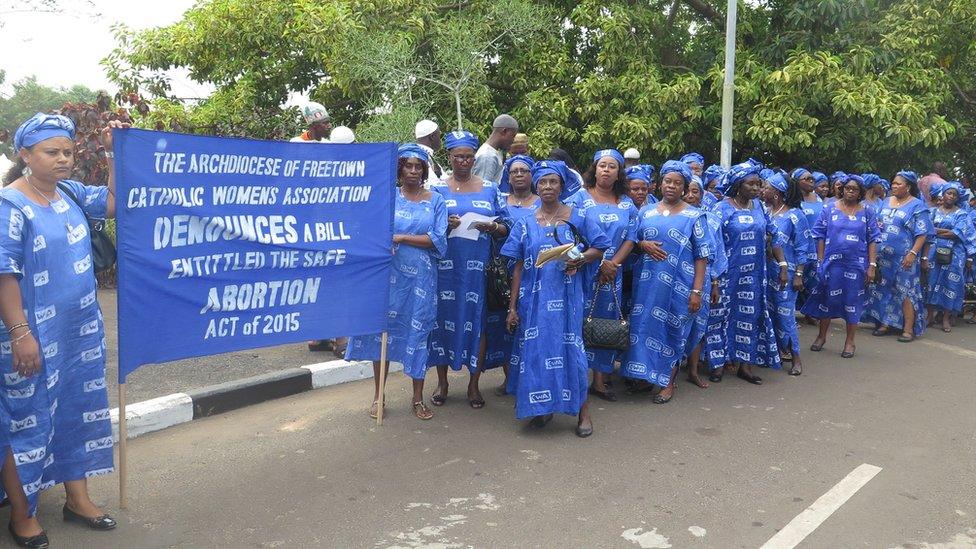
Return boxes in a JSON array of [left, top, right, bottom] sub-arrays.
[[926, 305, 935, 327], [902, 298, 916, 338], [494, 363, 510, 396], [369, 361, 387, 418], [811, 318, 829, 350], [790, 348, 803, 375], [942, 307, 952, 332], [843, 322, 857, 355], [64, 478, 110, 518], [467, 335, 486, 408], [576, 401, 593, 437], [432, 365, 449, 406], [412, 378, 433, 420], [654, 366, 678, 403], [2, 450, 43, 537], [686, 341, 708, 388]]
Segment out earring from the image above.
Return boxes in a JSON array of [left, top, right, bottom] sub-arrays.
[[21, 165, 31, 177]]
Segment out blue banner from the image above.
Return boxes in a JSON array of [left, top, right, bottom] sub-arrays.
[[114, 129, 395, 382]]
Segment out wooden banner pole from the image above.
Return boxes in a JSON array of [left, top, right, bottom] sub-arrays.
[[118, 382, 128, 509], [376, 332, 389, 426]]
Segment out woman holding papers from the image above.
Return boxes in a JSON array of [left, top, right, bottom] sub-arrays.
[[346, 144, 447, 420], [565, 149, 637, 402], [622, 161, 710, 403], [502, 160, 609, 437], [0, 114, 123, 547], [427, 131, 508, 409]]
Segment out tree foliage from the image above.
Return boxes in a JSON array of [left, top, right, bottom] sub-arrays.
[[0, 74, 99, 154], [106, 0, 976, 177]]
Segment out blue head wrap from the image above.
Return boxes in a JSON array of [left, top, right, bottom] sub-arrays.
[[930, 182, 947, 200], [444, 130, 479, 151], [895, 170, 919, 186], [13, 112, 75, 152], [680, 152, 704, 168], [812, 171, 829, 188], [625, 165, 652, 184], [862, 173, 882, 189], [726, 158, 765, 195], [716, 173, 733, 195], [880, 178, 891, 193], [846, 174, 864, 186], [498, 154, 535, 192], [703, 165, 725, 186], [689, 175, 704, 190], [767, 171, 789, 194], [640, 164, 656, 178], [397, 143, 429, 163], [592, 149, 625, 168], [961, 188, 974, 208], [791, 167, 811, 181], [531, 160, 571, 188], [829, 171, 848, 184], [942, 181, 965, 204], [659, 159, 693, 184]]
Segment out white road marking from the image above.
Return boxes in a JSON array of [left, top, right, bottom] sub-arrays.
[[622, 528, 672, 548], [688, 526, 707, 538], [760, 463, 882, 549], [917, 339, 976, 360]]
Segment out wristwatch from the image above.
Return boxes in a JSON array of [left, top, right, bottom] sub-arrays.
[[690, 288, 703, 296]]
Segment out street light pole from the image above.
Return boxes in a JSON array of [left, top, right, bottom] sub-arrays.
[[719, 0, 738, 169]]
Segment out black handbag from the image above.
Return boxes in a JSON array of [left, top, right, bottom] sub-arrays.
[[486, 254, 511, 311], [58, 183, 117, 273], [934, 246, 953, 265], [582, 281, 630, 351]]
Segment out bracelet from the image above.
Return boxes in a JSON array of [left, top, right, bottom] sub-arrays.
[[10, 329, 31, 345], [908, 250, 918, 256], [869, 262, 877, 267], [104, 151, 114, 159], [6, 322, 28, 334], [690, 288, 703, 296], [778, 261, 788, 267]]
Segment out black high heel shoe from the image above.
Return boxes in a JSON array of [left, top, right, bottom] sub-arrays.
[[8, 522, 49, 548], [62, 505, 117, 531]]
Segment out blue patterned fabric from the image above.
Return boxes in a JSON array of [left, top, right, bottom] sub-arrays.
[[624, 205, 710, 385], [427, 181, 508, 371], [564, 188, 638, 374], [397, 143, 429, 163], [346, 189, 447, 378], [862, 198, 932, 335], [926, 208, 976, 313], [687, 198, 727, 361], [500, 209, 610, 419], [444, 130, 479, 151], [14, 113, 75, 152], [767, 207, 812, 355], [0, 181, 114, 516], [713, 199, 784, 369], [498, 155, 535, 193], [802, 202, 883, 323]]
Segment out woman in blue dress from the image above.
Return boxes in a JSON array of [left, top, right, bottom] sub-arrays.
[[487, 155, 538, 396], [762, 171, 812, 375], [803, 176, 882, 357], [861, 174, 886, 215], [681, 152, 705, 178], [828, 172, 847, 204], [925, 181, 976, 332], [710, 160, 788, 385], [624, 161, 710, 403], [683, 174, 726, 389], [794, 167, 822, 322], [813, 171, 831, 201], [501, 161, 609, 437], [621, 165, 654, 317], [861, 171, 932, 342], [1, 114, 124, 546], [346, 145, 447, 420], [428, 131, 508, 409], [565, 149, 637, 402], [701, 165, 725, 210]]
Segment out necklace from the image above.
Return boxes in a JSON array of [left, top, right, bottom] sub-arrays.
[[452, 176, 472, 192], [401, 185, 423, 202], [773, 204, 786, 216], [892, 194, 911, 207], [658, 201, 681, 216], [26, 175, 72, 232], [539, 208, 559, 227], [510, 192, 533, 207]]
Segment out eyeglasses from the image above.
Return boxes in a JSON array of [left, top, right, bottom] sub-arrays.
[[509, 168, 530, 175], [451, 154, 475, 162]]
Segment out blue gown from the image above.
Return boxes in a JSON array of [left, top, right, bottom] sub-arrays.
[[862, 198, 932, 335], [926, 208, 976, 313], [624, 205, 711, 386], [564, 188, 638, 374], [802, 202, 882, 323], [427, 181, 507, 371], [714, 199, 784, 369], [346, 189, 447, 378], [767, 207, 812, 355], [484, 195, 539, 370], [687, 202, 727, 361], [800, 199, 824, 295], [500, 209, 610, 419], [0, 182, 114, 516]]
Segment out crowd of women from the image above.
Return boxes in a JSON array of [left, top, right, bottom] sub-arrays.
[[347, 123, 976, 440], [0, 109, 973, 547]]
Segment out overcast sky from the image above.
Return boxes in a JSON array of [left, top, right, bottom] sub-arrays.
[[0, 0, 203, 96]]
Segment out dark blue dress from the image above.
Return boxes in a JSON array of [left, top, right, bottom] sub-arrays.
[[767, 207, 812, 355], [802, 202, 882, 323], [926, 208, 976, 313], [500, 209, 609, 419]]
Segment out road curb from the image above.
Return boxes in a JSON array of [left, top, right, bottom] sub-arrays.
[[110, 358, 402, 441]]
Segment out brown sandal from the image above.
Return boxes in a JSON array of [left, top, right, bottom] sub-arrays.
[[412, 401, 434, 420], [369, 400, 386, 419]]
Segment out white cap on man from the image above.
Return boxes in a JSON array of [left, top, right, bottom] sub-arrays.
[[330, 126, 355, 144], [415, 120, 439, 139], [302, 102, 329, 124], [624, 148, 641, 160]]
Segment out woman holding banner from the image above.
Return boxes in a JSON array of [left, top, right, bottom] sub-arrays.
[[0, 113, 123, 547], [346, 144, 448, 420], [427, 131, 508, 409], [502, 160, 609, 437]]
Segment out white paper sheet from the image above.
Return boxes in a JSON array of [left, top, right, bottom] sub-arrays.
[[448, 213, 498, 240]]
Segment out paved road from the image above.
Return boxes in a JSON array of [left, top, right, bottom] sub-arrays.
[[99, 290, 333, 407], [35, 321, 976, 548]]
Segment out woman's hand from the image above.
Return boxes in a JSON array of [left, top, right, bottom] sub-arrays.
[[792, 272, 804, 292], [11, 333, 41, 378], [710, 283, 720, 305], [506, 309, 519, 333], [920, 257, 930, 273], [98, 120, 130, 150], [473, 221, 496, 233], [901, 253, 916, 271], [598, 260, 617, 285], [564, 256, 586, 276], [640, 240, 667, 261], [967, 259, 973, 275], [688, 291, 702, 314], [866, 265, 877, 287], [779, 266, 788, 290], [447, 215, 461, 230]]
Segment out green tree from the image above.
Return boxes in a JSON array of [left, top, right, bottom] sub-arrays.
[[0, 73, 99, 154]]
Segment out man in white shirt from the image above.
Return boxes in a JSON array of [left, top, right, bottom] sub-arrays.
[[472, 114, 518, 183], [290, 102, 332, 143], [415, 120, 445, 187]]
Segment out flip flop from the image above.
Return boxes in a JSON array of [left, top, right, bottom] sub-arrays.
[[897, 334, 914, 343], [736, 370, 763, 385], [708, 371, 724, 383], [841, 346, 856, 358], [788, 364, 802, 376], [810, 340, 825, 352], [588, 385, 618, 402], [652, 389, 674, 404], [468, 395, 485, 409], [431, 386, 448, 406]]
